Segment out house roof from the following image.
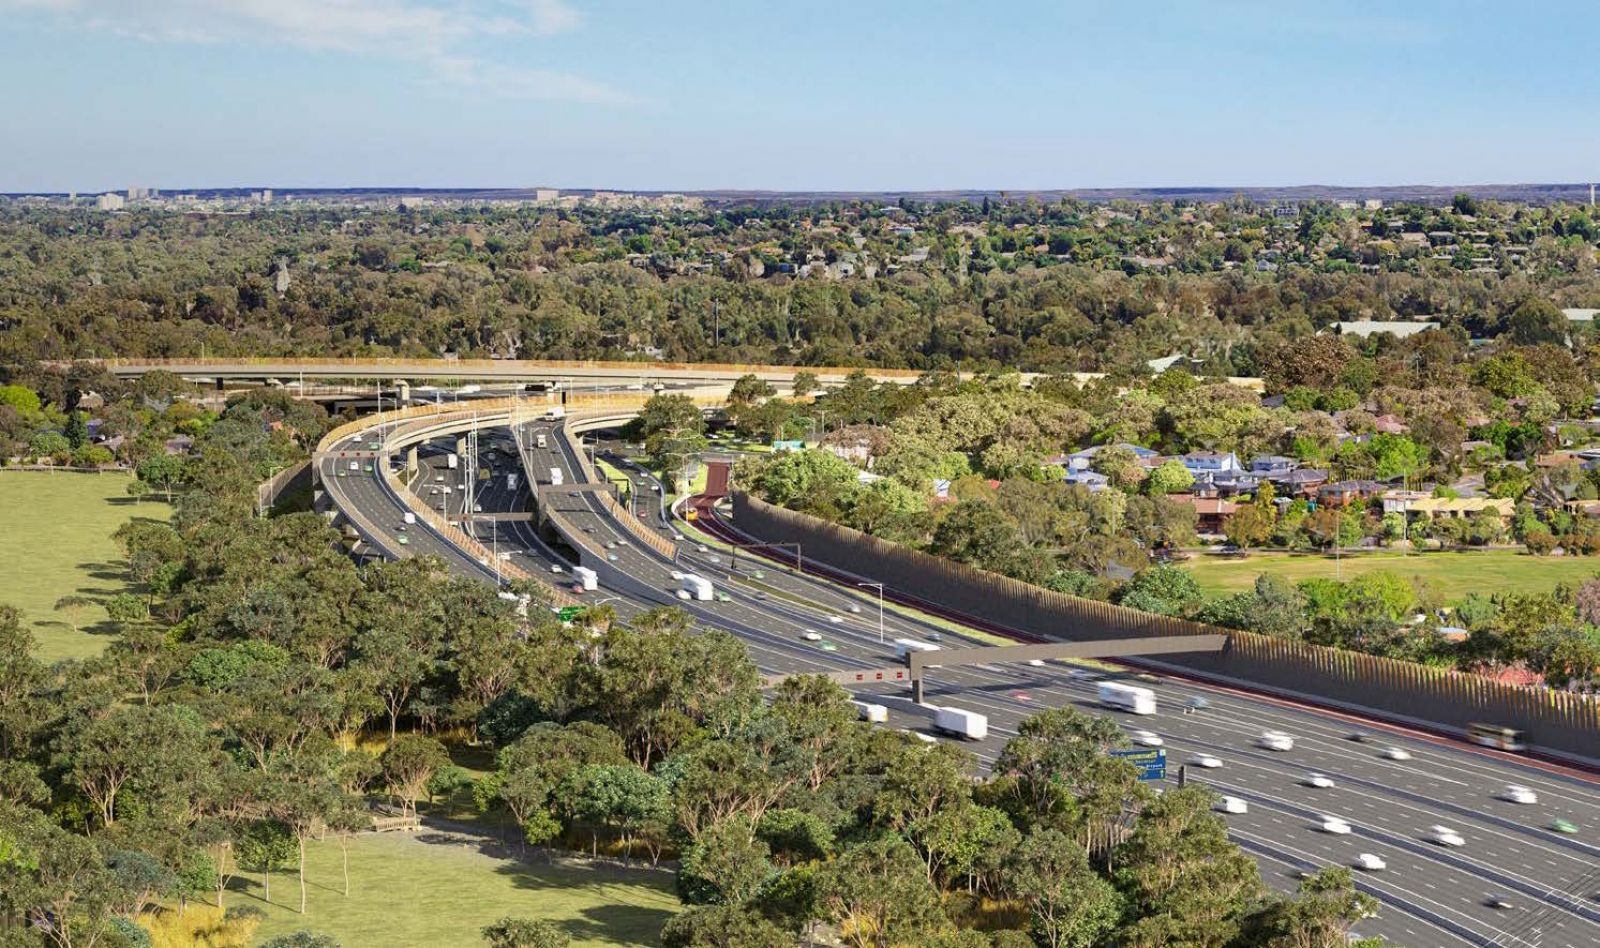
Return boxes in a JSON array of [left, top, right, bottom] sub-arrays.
[[1332, 320, 1439, 338], [1321, 479, 1385, 493], [1168, 494, 1238, 515]]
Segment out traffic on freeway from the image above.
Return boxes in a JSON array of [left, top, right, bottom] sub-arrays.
[[317, 412, 1600, 948]]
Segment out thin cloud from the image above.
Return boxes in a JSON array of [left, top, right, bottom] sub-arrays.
[[4, 0, 620, 103]]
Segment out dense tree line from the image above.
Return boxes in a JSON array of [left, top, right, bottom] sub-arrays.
[[2, 197, 1600, 374]]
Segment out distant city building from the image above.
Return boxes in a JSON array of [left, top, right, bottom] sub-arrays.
[[1562, 308, 1598, 322], [96, 193, 125, 211], [1364, 199, 1384, 210], [534, 188, 559, 202]]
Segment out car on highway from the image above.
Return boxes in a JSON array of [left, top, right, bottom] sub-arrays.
[[828, 615, 842, 624], [1184, 696, 1210, 713], [1013, 691, 1031, 702], [696, 544, 708, 553], [716, 593, 732, 602], [1381, 746, 1412, 761], [751, 570, 765, 579], [1216, 796, 1249, 814], [607, 553, 619, 562], [1027, 659, 1046, 667], [1347, 730, 1372, 742], [396, 535, 409, 545], [817, 641, 837, 652], [927, 632, 943, 642], [1131, 730, 1164, 747], [550, 565, 563, 573], [1304, 773, 1335, 789], [801, 630, 822, 641], [1551, 818, 1579, 834], [1134, 672, 1160, 684], [1256, 730, 1295, 751], [1500, 784, 1538, 804], [1352, 853, 1386, 872], [1427, 825, 1465, 847], [1191, 755, 1223, 769], [849, 604, 862, 613], [349, 461, 360, 471], [1318, 817, 1353, 835], [1486, 895, 1514, 910]]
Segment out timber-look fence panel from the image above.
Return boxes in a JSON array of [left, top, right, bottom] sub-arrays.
[[731, 491, 1600, 763]]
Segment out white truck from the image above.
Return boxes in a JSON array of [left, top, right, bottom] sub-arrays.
[[535, 434, 547, 449], [506, 473, 518, 491], [446, 453, 459, 471], [934, 706, 988, 740], [893, 637, 942, 658], [571, 566, 598, 591], [402, 511, 416, 525], [852, 700, 889, 724], [550, 467, 564, 486], [1098, 681, 1158, 715], [544, 407, 566, 421], [680, 574, 714, 601]]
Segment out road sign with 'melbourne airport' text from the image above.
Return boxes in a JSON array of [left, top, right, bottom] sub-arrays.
[[1110, 747, 1167, 781]]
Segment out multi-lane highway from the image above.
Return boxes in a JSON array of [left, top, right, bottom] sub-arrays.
[[317, 413, 1600, 947]]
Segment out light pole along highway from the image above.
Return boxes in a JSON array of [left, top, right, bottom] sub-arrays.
[[313, 397, 1600, 948]]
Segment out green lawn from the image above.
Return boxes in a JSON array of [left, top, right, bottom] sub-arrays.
[[0, 470, 167, 661], [1184, 549, 1600, 602], [232, 831, 678, 947]]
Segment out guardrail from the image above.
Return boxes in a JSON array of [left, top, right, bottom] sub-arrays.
[[379, 470, 581, 608], [559, 413, 682, 561]]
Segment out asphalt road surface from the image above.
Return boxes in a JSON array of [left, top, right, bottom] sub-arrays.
[[320, 420, 1600, 948]]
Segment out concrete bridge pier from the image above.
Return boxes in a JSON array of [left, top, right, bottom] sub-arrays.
[[396, 380, 411, 404], [407, 446, 419, 475]]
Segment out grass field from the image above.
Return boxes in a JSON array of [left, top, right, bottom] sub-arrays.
[[0, 470, 168, 662], [231, 831, 678, 947], [1184, 549, 1600, 602]]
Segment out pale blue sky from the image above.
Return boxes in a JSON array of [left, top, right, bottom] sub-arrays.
[[4, 1, 1597, 192]]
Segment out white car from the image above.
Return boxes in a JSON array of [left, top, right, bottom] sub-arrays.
[[1304, 773, 1335, 789], [1217, 796, 1249, 814], [1352, 853, 1387, 872], [1191, 755, 1223, 769], [1319, 817, 1353, 835], [696, 544, 708, 553], [1427, 825, 1465, 847], [1382, 747, 1412, 761], [828, 615, 843, 624], [801, 630, 822, 642], [1257, 730, 1296, 751], [1131, 730, 1164, 747], [1027, 659, 1046, 667], [549, 565, 564, 574], [1500, 785, 1539, 805], [849, 604, 862, 614]]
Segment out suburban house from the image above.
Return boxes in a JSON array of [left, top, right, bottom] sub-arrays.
[[1063, 470, 1110, 491], [1192, 472, 1261, 498], [1331, 320, 1440, 338], [1181, 451, 1244, 478], [1371, 414, 1409, 435], [1266, 467, 1330, 495], [1318, 479, 1386, 506], [1249, 455, 1298, 475], [1063, 443, 1157, 471], [1168, 494, 1238, 534], [1383, 491, 1513, 521]]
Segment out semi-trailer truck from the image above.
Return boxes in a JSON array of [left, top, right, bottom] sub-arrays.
[[934, 706, 988, 740], [550, 467, 564, 486], [851, 701, 889, 724], [571, 566, 598, 591], [893, 637, 941, 658], [1098, 681, 1157, 715], [446, 453, 459, 470]]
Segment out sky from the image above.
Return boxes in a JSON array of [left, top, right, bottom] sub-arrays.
[[4, 0, 1599, 193]]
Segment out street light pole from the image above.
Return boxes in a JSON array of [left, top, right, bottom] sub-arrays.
[[858, 581, 885, 644]]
